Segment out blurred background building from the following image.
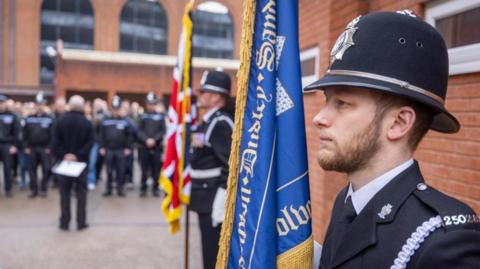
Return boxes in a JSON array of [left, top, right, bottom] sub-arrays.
[[0, 0, 241, 104], [1, 0, 479, 243]]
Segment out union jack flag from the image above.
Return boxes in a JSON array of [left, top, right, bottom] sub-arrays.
[[160, 1, 195, 234]]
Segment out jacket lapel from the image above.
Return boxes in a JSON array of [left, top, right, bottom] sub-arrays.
[[331, 161, 424, 268]]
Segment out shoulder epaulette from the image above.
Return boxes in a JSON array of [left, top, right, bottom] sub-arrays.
[[413, 183, 480, 231]]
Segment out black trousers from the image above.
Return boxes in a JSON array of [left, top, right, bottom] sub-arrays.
[[58, 173, 87, 228], [0, 144, 14, 193], [125, 152, 134, 184], [105, 149, 127, 193], [138, 147, 162, 192], [198, 212, 222, 269], [12, 152, 18, 178], [27, 147, 51, 194], [95, 154, 104, 182]]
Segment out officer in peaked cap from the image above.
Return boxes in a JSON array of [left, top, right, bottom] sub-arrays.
[[98, 95, 134, 197], [24, 91, 54, 198], [305, 11, 480, 269], [189, 69, 234, 269], [0, 95, 20, 197], [137, 92, 166, 197]]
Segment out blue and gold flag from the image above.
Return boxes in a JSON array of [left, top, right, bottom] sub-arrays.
[[217, 0, 312, 268]]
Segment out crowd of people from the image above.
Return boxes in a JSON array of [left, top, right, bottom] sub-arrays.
[[0, 91, 167, 199], [1, 69, 234, 268]]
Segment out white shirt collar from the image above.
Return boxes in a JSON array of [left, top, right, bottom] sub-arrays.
[[203, 107, 220, 122], [345, 159, 414, 214]]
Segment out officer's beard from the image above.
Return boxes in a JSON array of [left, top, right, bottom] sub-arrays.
[[316, 117, 382, 174]]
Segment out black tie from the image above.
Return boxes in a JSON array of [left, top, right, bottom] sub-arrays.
[[328, 195, 359, 263], [342, 196, 357, 223]]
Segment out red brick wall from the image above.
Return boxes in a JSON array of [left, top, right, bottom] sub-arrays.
[[299, 0, 480, 243], [299, 0, 331, 241], [55, 58, 238, 104]]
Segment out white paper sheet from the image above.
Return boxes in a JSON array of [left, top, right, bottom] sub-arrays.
[[52, 160, 87, 177]]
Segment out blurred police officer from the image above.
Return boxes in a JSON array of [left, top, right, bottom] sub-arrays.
[[99, 96, 134, 197], [303, 11, 480, 269], [137, 92, 166, 197], [0, 95, 21, 197], [53, 97, 67, 118], [189, 69, 234, 269], [52, 95, 93, 231], [86, 98, 108, 190], [23, 92, 54, 198]]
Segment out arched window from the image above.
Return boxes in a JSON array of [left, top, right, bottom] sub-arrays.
[[192, 1, 234, 59], [119, 0, 168, 54], [40, 0, 94, 84]]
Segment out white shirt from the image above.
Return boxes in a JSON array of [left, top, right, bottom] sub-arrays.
[[345, 159, 414, 214]]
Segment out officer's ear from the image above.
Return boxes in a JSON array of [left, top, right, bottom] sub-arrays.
[[385, 106, 416, 143], [212, 92, 227, 106]]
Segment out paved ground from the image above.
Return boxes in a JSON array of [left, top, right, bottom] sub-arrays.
[[0, 179, 202, 269]]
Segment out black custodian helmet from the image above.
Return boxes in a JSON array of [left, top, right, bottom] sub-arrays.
[[199, 69, 231, 96], [35, 91, 47, 105], [304, 10, 460, 133], [146, 92, 157, 104], [111, 95, 121, 110]]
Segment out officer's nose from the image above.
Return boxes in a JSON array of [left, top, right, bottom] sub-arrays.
[[313, 107, 332, 129]]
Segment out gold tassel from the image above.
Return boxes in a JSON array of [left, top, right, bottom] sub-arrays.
[[215, 0, 256, 268]]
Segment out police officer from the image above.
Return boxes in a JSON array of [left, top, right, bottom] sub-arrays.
[[119, 100, 136, 190], [137, 92, 166, 197], [189, 69, 234, 269], [99, 96, 134, 197], [0, 95, 20, 197], [23, 92, 54, 198], [303, 11, 480, 268]]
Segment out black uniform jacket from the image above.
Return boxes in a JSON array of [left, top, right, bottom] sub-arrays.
[[99, 116, 134, 150], [137, 112, 166, 148], [23, 114, 54, 148], [320, 161, 480, 269], [189, 109, 233, 213], [52, 111, 93, 163], [0, 111, 20, 145]]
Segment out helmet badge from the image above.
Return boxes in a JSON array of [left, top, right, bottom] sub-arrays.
[[396, 9, 417, 18], [330, 15, 361, 64]]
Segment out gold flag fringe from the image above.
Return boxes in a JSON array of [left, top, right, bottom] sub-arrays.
[[277, 235, 313, 269], [215, 0, 256, 268]]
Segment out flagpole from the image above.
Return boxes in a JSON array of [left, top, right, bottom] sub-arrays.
[[182, 0, 194, 268], [184, 207, 190, 269]]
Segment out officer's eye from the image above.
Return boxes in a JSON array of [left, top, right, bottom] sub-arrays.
[[334, 99, 349, 108]]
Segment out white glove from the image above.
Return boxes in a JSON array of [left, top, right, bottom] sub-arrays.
[[313, 240, 323, 269], [211, 187, 227, 227]]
